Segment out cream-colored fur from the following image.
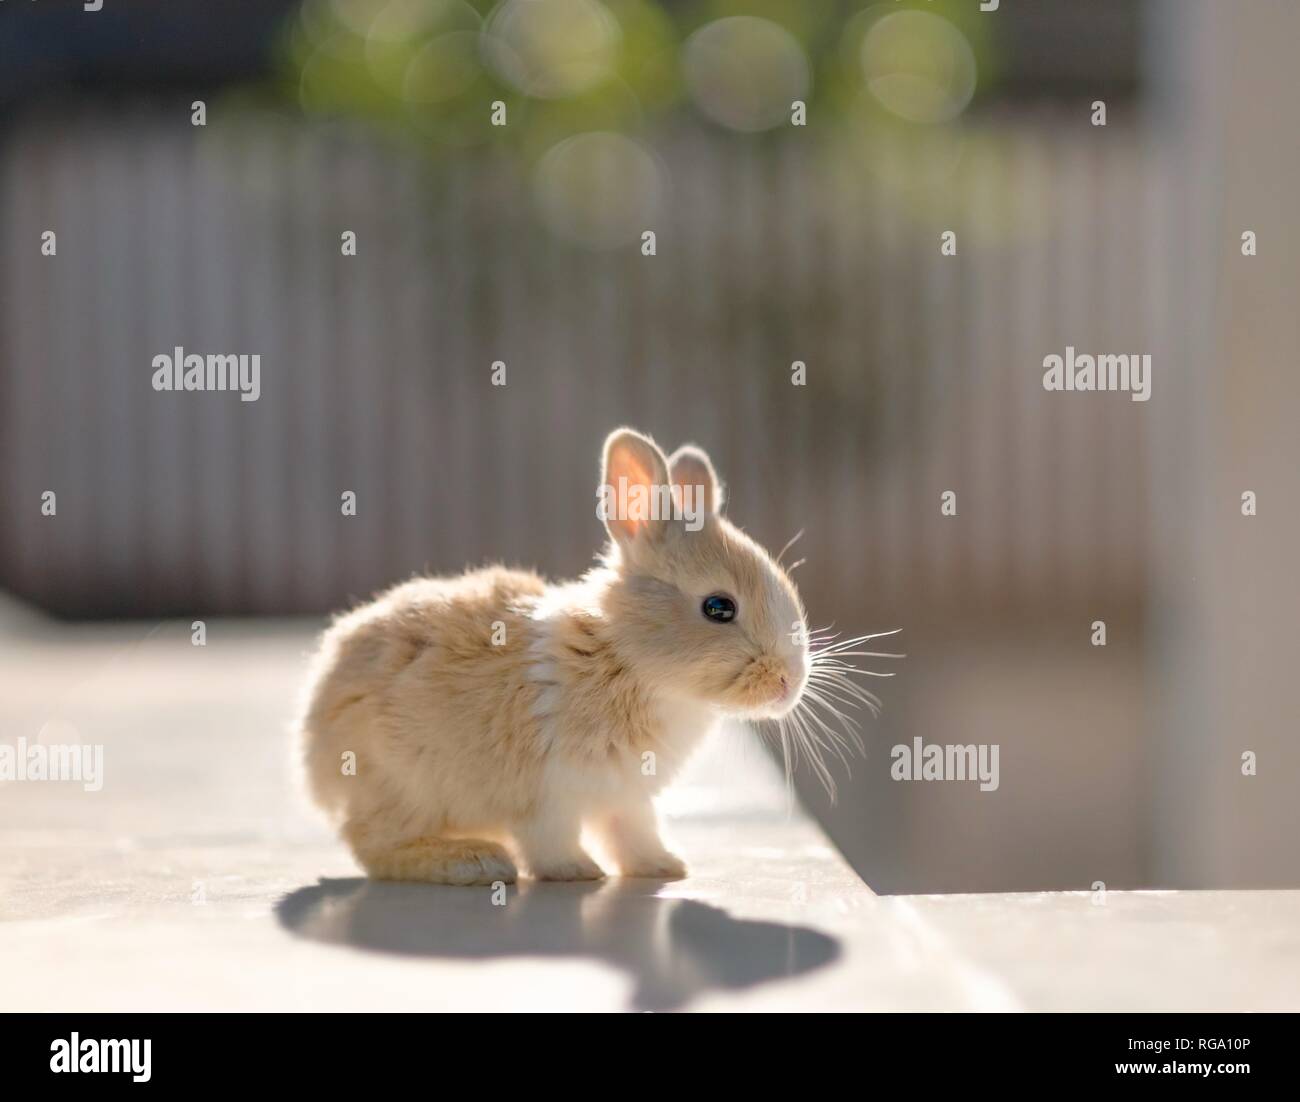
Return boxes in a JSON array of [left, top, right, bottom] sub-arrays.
[[299, 428, 808, 884]]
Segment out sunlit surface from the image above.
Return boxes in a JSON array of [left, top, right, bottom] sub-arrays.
[[2, 602, 1299, 1011]]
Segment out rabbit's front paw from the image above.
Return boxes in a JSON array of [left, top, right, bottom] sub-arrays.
[[531, 854, 606, 881], [620, 851, 688, 880]]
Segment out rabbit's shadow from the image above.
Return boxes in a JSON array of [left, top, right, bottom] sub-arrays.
[[276, 876, 840, 1011]]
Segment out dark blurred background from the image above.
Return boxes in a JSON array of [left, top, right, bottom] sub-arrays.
[[2, 0, 1297, 894]]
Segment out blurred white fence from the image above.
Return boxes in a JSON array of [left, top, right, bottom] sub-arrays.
[[1, 103, 1153, 623]]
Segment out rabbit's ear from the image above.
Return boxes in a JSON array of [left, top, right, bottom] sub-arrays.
[[600, 428, 673, 546], [668, 444, 723, 514]]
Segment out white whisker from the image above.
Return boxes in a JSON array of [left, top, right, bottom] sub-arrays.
[[775, 528, 805, 567], [806, 680, 889, 712], [813, 649, 905, 660], [814, 663, 896, 679], [753, 628, 902, 804]]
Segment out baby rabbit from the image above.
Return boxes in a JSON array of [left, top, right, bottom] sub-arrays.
[[299, 428, 814, 885]]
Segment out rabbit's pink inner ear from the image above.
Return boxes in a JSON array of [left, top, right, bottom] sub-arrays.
[[668, 446, 722, 514], [602, 431, 670, 545]]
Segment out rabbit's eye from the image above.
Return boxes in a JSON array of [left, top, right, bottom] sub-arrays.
[[701, 595, 737, 623]]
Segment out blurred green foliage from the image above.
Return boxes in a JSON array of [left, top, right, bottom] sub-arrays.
[[281, 0, 997, 160]]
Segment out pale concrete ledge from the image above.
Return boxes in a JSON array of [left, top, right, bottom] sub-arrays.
[[2, 610, 1298, 1011]]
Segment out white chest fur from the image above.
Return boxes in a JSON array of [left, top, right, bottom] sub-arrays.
[[651, 694, 720, 767], [538, 694, 719, 813]]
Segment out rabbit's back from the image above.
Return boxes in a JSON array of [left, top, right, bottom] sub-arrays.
[[299, 567, 550, 832]]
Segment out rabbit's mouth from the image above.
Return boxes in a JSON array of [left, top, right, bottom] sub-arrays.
[[727, 662, 807, 720], [764, 676, 799, 711], [753, 683, 805, 719]]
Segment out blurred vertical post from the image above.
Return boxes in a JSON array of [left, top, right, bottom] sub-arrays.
[[1146, 0, 1300, 886]]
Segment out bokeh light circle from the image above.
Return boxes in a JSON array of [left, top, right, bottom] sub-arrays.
[[683, 16, 810, 133], [483, 0, 622, 100], [403, 31, 483, 106], [534, 131, 664, 249], [860, 10, 976, 124]]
